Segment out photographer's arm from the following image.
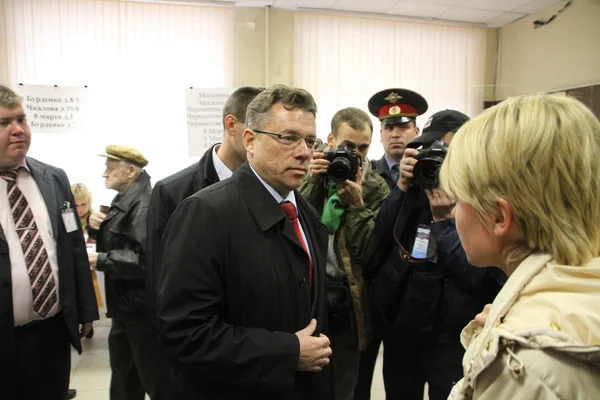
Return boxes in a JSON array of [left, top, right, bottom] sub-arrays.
[[431, 219, 502, 295]]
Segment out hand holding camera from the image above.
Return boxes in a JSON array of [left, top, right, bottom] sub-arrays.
[[398, 148, 420, 192], [425, 188, 455, 222], [310, 145, 364, 208], [309, 151, 330, 177]]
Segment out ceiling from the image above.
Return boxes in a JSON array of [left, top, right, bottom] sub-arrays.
[[200, 0, 566, 27]]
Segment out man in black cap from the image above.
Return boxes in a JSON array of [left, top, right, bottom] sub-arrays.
[[353, 88, 428, 400], [371, 110, 504, 400]]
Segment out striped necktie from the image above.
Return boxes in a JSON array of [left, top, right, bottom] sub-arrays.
[[0, 169, 58, 317]]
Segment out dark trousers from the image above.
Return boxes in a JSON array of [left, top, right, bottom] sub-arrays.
[[382, 332, 464, 400], [353, 336, 381, 400], [108, 315, 173, 400], [2, 314, 71, 400], [330, 323, 360, 400]]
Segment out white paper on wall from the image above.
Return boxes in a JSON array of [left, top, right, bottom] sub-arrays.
[[185, 87, 233, 157], [16, 84, 89, 134]]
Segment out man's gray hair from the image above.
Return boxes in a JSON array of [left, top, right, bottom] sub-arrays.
[[0, 85, 23, 109], [246, 84, 317, 131]]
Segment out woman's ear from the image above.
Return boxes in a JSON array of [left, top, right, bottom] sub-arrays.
[[493, 198, 514, 239]]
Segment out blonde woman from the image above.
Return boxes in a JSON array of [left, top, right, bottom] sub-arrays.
[[70, 183, 103, 336], [440, 94, 600, 399], [71, 183, 94, 239]]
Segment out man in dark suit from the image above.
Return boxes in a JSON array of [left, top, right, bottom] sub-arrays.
[[158, 84, 333, 399], [146, 86, 263, 319], [0, 85, 99, 400]]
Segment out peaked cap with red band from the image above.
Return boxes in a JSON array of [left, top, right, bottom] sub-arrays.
[[368, 88, 428, 125]]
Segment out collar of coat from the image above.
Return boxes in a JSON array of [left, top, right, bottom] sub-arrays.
[[232, 162, 322, 233], [111, 170, 151, 212], [455, 253, 600, 397]]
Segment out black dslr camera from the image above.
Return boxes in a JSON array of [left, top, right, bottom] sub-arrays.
[[323, 144, 361, 183], [412, 140, 449, 189]]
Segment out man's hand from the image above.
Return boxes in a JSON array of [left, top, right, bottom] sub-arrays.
[[88, 253, 99, 270], [426, 188, 455, 222], [309, 151, 330, 177], [475, 304, 492, 328], [336, 167, 363, 209], [80, 321, 93, 338], [89, 211, 106, 230], [398, 148, 420, 192], [296, 319, 332, 372]]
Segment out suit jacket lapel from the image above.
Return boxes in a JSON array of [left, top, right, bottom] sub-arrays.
[[27, 159, 59, 237]]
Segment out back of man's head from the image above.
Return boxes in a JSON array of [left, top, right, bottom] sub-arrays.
[[0, 85, 23, 109], [222, 86, 265, 126], [246, 84, 317, 131], [331, 107, 373, 138]]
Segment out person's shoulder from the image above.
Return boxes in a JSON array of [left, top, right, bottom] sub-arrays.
[[26, 157, 67, 181], [158, 162, 204, 187], [191, 178, 235, 200]]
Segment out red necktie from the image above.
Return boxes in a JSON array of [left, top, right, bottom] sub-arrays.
[[280, 201, 312, 285], [0, 169, 58, 317]]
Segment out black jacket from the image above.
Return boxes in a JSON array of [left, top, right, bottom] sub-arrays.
[[373, 186, 503, 336], [89, 171, 152, 318], [158, 162, 333, 400], [0, 157, 99, 355], [146, 144, 219, 317]]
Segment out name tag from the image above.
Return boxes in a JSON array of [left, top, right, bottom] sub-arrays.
[[411, 225, 431, 259], [61, 202, 78, 233]]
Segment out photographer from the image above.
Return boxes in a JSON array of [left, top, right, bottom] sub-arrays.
[[373, 110, 503, 400], [298, 107, 389, 400]]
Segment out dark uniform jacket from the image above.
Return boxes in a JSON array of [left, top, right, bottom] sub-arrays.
[[89, 171, 151, 318], [373, 156, 397, 189], [158, 162, 333, 400], [0, 157, 99, 355]]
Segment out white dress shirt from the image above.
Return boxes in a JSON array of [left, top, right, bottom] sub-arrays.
[[212, 144, 233, 181], [249, 164, 311, 260], [0, 164, 60, 326]]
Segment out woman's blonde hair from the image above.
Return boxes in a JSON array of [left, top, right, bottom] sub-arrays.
[[70, 183, 93, 230], [440, 94, 600, 266]]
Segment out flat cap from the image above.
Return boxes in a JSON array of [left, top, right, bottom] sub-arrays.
[[99, 145, 148, 168]]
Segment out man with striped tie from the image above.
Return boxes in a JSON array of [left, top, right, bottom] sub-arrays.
[[0, 85, 99, 400]]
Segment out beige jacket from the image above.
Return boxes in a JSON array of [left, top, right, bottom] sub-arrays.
[[449, 253, 600, 400]]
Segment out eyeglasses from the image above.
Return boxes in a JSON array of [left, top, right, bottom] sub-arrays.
[[253, 129, 318, 150]]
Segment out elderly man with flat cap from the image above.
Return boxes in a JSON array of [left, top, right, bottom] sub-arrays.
[[87, 145, 172, 400], [371, 110, 504, 400]]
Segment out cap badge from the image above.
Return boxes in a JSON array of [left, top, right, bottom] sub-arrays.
[[389, 106, 401, 115], [384, 92, 402, 103]]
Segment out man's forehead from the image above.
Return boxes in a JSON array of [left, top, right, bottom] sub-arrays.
[[0, 105, 25, 118]]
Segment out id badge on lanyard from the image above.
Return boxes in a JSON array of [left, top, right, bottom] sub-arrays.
[[411, 224, 431, 259], [61, 201, 78, 233]]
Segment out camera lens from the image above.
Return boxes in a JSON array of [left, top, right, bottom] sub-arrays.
[[328, 157, 351, 183], [413, 157, 443, 189]]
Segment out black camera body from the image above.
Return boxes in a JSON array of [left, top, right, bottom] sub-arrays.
[[323, 144, 361, 183], [412, 140, 449, 189]]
